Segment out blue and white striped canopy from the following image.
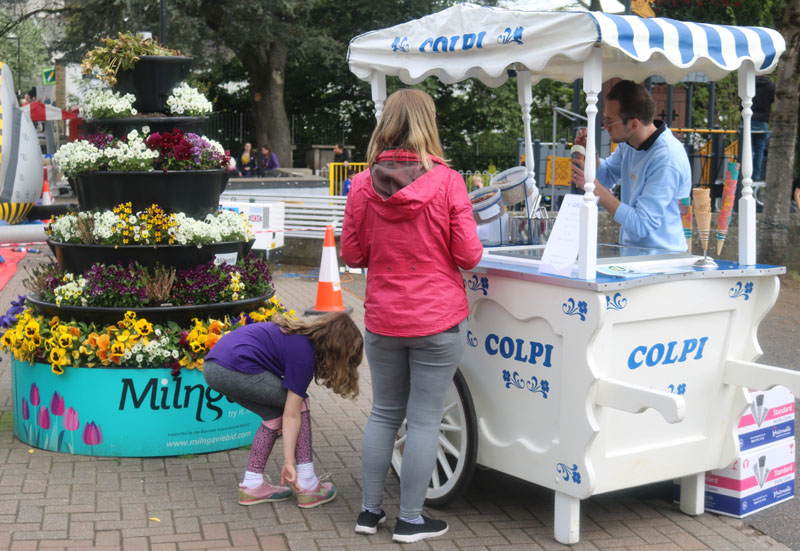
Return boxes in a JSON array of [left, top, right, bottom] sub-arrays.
[[347, 3, 785, 86]]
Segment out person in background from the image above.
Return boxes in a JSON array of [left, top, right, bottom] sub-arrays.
[[792, 176, 800, 214], [237, 142, 256, 177], [471, 174, 484, 191], [333, 143, 351, 167], [203, 312, 363, 509], [257, 144, 280, 176], [341, 88, 483, 544], [341, 169, 354, 196], [751, 75, 775, 182], [572, 80, 691, 252]]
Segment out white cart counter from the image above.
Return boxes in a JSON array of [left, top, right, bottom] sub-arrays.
[[458, 244, 797, 543]]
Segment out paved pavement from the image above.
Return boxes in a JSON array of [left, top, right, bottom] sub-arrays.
[[1, 253, 799, 550]]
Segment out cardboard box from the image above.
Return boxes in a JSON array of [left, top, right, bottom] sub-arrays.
[[738, 386, 795, 452], [674, 439, 795, 518], [220, 201, 285, 252]]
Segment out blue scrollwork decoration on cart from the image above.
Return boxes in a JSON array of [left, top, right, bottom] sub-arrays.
[[556, 462, 582, 484], [729, 281, 753, 301], [502, 370, 549, 398], [606, 293, 627, 311], [466, 331, 478, 348], [465, 275, 489, 296], [667, 383, 687, 395], [562, 298, 588, 321]]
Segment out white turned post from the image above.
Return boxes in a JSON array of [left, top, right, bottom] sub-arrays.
[[516, 68, 537, 193], [554, 491, 581, 544], [370, 72, 387, 121], [679, 472, 706, 515], [579, 48, 602, 280], [738, 63, 756, 265]]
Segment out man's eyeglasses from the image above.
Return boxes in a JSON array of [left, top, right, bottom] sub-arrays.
[[602, 117, 627, 128]]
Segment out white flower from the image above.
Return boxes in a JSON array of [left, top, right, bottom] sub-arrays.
[[80, 89, 137, 119], [167, 83, 213, 116]]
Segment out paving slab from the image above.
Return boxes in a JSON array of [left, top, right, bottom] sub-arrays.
[[1, 253, 798, 550]]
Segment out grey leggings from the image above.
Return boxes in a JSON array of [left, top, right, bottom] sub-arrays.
[[361, 320, 466, 518], [203, 360, 287, 420]]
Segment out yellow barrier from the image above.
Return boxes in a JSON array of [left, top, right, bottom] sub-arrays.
[[328, 162, 367, 195]]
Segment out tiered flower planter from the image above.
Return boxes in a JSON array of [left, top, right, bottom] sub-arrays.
[[113, 55, 193, 113], [69, 169, 228, 217], [81, 116, 207, 137], [9, 55, 267, 457]]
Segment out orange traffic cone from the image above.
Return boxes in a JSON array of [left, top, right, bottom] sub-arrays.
[[305, 225, 353, 316], [41, 168, 54, 206]]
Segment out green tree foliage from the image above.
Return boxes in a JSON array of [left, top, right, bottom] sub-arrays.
[[652, 0, 785, 27], [0, 11, 56, 96]]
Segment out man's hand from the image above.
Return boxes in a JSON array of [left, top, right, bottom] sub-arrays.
[[574, 127, 588, 148], [571, 158, 587, 191]]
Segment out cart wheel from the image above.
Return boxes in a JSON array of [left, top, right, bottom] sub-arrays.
[[391, 368, 478, 507]]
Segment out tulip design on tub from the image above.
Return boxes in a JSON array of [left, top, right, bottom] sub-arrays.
[[18, 382, 104, 454]]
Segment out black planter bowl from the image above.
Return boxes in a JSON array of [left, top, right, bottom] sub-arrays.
[[113, 55, 193, 114], [82, 116, 208, 137], [25, 291, 275, 326], [47, 239, 255, 273], [69, 169, 229, 218]]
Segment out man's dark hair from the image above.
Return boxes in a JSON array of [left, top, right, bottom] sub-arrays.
[[607, 80, 655, 125], [335, 143, 344, 149]]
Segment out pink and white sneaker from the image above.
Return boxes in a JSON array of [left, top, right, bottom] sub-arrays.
[[238, 481, 293, 505]]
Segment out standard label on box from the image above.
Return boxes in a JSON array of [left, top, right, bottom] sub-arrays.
[[673, 438, 796, 518], [738, 386, 795, 451], [707, 439, 795, 517]]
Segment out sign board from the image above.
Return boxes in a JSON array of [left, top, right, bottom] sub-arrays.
[[12, 359, 261, 457], [41, 67, 56, 86]]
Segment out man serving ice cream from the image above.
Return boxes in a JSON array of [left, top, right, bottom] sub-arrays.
[[572, 80, 692, 252]]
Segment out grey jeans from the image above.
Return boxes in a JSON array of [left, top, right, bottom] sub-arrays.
[[360, 320, 467, 518], [203, 360, 287, 421]]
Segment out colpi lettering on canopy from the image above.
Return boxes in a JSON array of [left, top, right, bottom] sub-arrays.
[[418, 32, 488, 52], [627, 337, 709, 370]]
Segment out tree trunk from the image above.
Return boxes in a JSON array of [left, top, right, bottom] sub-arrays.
[[243, 41, 292, 169], [760, 0, 800, 265]]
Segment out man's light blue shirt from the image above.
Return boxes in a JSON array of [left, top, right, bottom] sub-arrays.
[[596, 122, 692, 252]]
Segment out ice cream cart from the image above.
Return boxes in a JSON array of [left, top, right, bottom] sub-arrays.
[[347, 4, 798, 544]]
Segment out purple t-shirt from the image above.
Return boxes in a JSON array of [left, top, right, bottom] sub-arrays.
[[206, 322, 315, 398]]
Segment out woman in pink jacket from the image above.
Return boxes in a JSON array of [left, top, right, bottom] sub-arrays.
[[341, 88, 483, 544]]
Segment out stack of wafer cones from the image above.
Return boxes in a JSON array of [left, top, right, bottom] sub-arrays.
[[679, 197, 693, 253], [716, 161, 740, 256], [692, 187, 712, 254]]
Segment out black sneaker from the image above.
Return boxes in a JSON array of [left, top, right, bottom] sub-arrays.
[[392, 515, 448, 543], [354, 509, 386, 535]]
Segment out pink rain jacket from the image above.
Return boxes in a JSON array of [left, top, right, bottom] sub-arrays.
[[340, 150, 483, 337]]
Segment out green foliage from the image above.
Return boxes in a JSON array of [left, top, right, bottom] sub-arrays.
[[652, 0, 785, 27], [0, 13, 51, 96]]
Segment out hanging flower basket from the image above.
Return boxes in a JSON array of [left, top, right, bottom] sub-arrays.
[[69, 169, 229, 218], [47, 239, 255, 273], [113, 55, 193, 113]]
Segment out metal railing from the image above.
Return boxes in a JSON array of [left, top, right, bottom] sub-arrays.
[[328, 162, 368, 195]]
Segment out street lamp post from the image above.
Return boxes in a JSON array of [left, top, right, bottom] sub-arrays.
[[7, 33, 21, 97]]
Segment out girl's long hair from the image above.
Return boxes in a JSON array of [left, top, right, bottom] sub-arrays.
[[272, 312, 362, 399], [366, 88, 445, 171]]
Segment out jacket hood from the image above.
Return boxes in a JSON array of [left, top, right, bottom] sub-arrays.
[[367, 150, 448, 222]]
